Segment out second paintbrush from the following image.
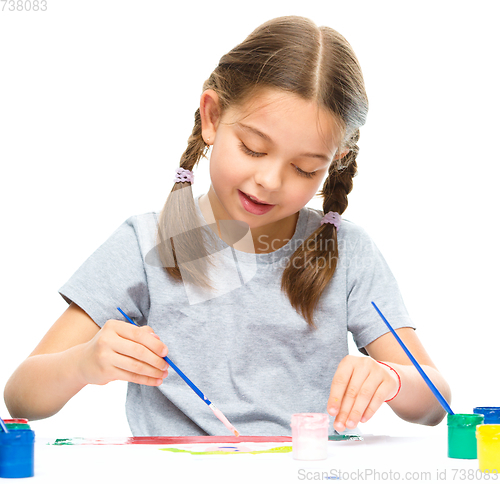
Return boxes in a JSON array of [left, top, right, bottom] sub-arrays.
[[117, 307, 240, 436], [371, 301, 453, 415]]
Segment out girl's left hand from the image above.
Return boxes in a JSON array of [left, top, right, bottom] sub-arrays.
[[327, 355, 399, 432]]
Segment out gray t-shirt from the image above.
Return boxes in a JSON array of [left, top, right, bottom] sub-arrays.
[[59, 194, 415, 436]]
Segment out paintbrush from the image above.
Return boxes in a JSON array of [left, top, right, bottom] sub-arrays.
[[0, 417, 9, 433], [371, 301, 454, 415], [116, 307, 240, 436]]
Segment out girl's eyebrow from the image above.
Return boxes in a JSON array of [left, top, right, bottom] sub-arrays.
[[236, 122, 332, 163]]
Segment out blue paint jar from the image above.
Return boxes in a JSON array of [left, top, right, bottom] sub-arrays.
[[473, 407, 500, 425], [0, 429, 35, 478]]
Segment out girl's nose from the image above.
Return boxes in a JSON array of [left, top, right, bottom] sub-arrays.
[[253, 160, 283, 192]]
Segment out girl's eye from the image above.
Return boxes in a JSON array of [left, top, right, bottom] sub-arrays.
[[294, 166, 316, 178], [239, 142, 265, 157], [239, 141, 316, 178]]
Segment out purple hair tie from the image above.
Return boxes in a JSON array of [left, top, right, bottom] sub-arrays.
[[321, 211, 341, 230], [174, 167, 194, 184]]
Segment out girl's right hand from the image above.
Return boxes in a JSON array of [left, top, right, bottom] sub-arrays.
[[78, 319, 169, 387]]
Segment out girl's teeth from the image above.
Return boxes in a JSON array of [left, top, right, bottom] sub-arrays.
[[249, 195, 264, 204]]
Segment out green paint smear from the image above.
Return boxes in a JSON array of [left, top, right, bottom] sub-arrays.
[[52, 438, 83, 445], [160, 445, 292, 455], [328, 434, 363, 441]]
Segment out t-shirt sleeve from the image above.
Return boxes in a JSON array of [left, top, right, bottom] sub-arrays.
[[346, 224, 415, 352], [58, 216, 150, 328]]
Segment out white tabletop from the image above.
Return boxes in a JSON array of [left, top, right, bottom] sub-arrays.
[[9, 427, 490, 484]]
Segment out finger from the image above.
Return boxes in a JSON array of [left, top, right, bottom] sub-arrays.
[[112, 352, 169, 382], [331, 363, 371, 432], [327, 356, 355, 417], [114, 323, 169, 359], [106, 320, 165, 351], [111, 335, 169, 374], [360, 380, 395, 424], [111, 365, 166, 387], [333, 369, 368, 432], [344, 377, 382, 429]]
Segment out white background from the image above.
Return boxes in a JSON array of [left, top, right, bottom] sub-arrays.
[[0, 0, 499, 439]]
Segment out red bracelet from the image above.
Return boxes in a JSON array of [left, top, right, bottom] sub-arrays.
[[377, 361, 401, 402]]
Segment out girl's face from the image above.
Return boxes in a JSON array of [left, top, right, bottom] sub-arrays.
[[201, 88, 344, 242]]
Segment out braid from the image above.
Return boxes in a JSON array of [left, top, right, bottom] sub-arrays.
[[281, 129, 360, 327], [179, 108, 210, 170], [155, 108, 217, 290], [319, 129, 360, 215]]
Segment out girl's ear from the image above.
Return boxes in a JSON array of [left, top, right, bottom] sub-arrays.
[[200, 89, 221, 145], [334, 148, 350, 160]]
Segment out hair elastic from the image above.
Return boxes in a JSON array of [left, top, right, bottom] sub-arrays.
[[320, 211, 341, 230], [174, 167, 194, 184], [376, 361, 401, 402]]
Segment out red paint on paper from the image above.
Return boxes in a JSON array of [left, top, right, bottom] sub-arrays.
[[52, 436, 292, 445]]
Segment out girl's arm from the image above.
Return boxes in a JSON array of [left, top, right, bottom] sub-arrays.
[[327, 328, 451, 432], [3, 302, 169, 421]]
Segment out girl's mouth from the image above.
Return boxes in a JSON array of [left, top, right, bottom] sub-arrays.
[[238, 190, 275, 215]]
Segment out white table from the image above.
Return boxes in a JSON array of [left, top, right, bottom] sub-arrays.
[[11, 427, 492, 484]]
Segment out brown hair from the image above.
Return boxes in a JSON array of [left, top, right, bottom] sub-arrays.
[[156, 15, 368, 326]]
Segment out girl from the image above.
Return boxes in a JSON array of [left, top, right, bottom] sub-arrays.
[[4, 16, 450, 436]]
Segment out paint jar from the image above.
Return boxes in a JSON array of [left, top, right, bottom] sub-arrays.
[[0, 429, 35, 478], [448, 413, 484, 459], [291, 413, 329, 460], [474, 407, 500, 425], [476, 425, 500, 473]]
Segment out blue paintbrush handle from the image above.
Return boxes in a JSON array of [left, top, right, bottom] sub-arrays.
[[371, 301, 454, 415], [161, 356, 211, 405], [116, 307, 212, 406], [0, 417, 9, 433]]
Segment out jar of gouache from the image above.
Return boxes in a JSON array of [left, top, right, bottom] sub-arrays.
[[473, 407, 500, 425], [0, 428, 35, 478], [448, 413, 484, 459], [476, 424, 500, 473], [291, 413, 329, 460]]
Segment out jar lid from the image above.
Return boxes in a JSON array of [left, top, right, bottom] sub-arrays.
[[291, 413, 329, 429], [5, 423, 31, 430], [474, 407, 500, 417], [448, 413, 484, 427]]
